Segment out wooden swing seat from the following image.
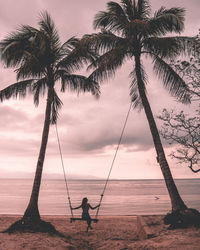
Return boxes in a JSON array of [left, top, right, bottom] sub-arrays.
[[70, 217, 98, 223]]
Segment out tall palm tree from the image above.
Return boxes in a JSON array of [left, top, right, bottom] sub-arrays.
[[0, 12, 99, 231], [84, 0, 193, 212]]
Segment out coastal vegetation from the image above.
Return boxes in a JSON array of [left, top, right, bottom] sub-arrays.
[[0, 0, 200, 233], [0, 12, 100, 232], [81, 0, 200, 227], [159, 31, 200, 173]]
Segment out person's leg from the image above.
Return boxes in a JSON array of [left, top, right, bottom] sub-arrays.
[[86, 214, 92, 231]]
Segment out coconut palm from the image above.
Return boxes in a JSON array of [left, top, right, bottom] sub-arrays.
[[0, 12, 100, 232], [84, 0, 193, 213]]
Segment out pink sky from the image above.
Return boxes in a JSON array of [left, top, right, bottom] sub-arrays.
[[0, 0, 199, 179]]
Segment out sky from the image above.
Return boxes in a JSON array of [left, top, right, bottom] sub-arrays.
[[0, 0, 199, 180]]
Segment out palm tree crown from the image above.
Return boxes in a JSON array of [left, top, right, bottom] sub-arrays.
[[86, 0, 191, 105], [0, 11, 100, 123]]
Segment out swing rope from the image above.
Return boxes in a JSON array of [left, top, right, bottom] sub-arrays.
[[55, 101, 132, 220], [55, 123, 74, 218], [95, 102, 132, 218]]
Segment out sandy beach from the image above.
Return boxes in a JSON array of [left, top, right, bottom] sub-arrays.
[[0, 215, 199, 249]]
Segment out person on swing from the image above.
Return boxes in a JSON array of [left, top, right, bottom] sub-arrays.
[[71, 197, 100, 232]]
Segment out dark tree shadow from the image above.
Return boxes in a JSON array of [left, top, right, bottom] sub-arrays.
[[0, 217, 71, 241]]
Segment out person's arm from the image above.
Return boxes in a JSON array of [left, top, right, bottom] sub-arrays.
[[89, 204, 100, 210], [71, 204, 82, 210]]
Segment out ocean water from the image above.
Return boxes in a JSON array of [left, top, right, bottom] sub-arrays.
[[0, 179, 199, 216]]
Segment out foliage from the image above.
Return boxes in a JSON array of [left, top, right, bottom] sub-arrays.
[[0, 11, 100, 231], [83, 0, 192, 107], [159, 29, 200, 173], [159, 108, 200, 173], [0, 11, 100, 124], [82, 0, 194, 211], [170, 29, 200, 100]]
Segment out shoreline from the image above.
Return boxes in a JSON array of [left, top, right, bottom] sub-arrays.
[[0, 215, 200, 249]]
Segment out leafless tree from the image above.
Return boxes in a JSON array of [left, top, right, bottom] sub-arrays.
[[159, 108, 200, 173]]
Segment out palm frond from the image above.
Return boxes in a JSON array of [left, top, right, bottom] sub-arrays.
[[144, 36, 194, 59], [83, 31, 126, 54], [153, 55, 191, 103], [0, 79, 35, 101], [0, 26, 38, 68], [57, 38, 98, 72], [60, 73, 100, 98], [129, 62, 147, 109], [137, 0, 151, 20], [59, 37, 79, 56], [150, 7, 185, 35], [51, 89, 63, 124], [32, 78, 47, 106], [39, 11, 60, 47], [88, 46, 128, 83], [15, 52, 46, 80], [121, 0, 135, 21], [93, 1, 127, 34], [143, 37, 181, 59]]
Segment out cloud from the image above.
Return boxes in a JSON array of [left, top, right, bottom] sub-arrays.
[[0, 0, 198, 179]]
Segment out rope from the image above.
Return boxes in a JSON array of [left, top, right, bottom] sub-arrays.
[[55, 123, 74, 218], [95, 102, 132, 218]]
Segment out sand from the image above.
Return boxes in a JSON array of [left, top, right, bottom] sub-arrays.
[[0, 215, 199, 249]]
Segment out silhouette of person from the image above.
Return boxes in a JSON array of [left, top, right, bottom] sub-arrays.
[[71, 197, 100, 232]]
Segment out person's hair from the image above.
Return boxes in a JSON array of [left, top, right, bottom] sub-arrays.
[[81, 197, 88, 208]]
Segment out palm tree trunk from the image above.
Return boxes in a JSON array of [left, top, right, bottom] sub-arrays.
[[23, 88, 53, 219], [134, 55, 187, 211]]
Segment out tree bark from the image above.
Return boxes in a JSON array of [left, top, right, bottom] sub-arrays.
[[23, 88, 53, 219], [134, 55, 187, 211]]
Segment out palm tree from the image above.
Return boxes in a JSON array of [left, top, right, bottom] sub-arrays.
[[0, 12, 100, 232], [84, 0, 193, 214]]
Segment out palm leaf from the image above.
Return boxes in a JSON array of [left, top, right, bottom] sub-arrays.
[[144, 36, 194, 59], [149, 7, 185, 35], [51, 89, 63, 124], [32, 78, 48, 106], [129, 62, 147, 109], [93, 1, 128, 34], [57, 38, 98, 73], [39, 11, 60, 50], [88, 46, 128, 83], [0, 79, 35, 101], [0, 26, 38, 68], [60, 73, 100, 98], [83, 31, 126, 54], [59, 37, 79, 56], [137, 0, 151, 19], [153, 55, 191, 103], [121, 0, 135, 21]]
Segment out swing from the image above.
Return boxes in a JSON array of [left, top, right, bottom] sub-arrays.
[[55, 102, 132, 223]]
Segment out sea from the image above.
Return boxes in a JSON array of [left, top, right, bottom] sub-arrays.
[[0, 179, 199, 216]]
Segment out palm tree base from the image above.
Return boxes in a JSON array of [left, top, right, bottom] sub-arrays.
[[2, 217, 58, 234], [164, 208, 200, 229]]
